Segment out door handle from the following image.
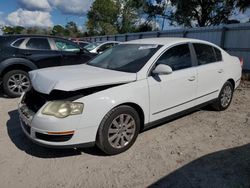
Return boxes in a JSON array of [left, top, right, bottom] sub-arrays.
[[218, 69, 224, 73], [188, 76, 196, 81]]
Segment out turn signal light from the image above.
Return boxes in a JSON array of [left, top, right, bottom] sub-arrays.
[[47, 131, 75, 135]]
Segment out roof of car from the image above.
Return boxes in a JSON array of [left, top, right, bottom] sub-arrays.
[[97, 41, 120, 44], [124, 37, 210, 45], [0, 34, 69, 40]]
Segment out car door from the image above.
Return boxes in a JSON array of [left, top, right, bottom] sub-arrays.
[[147, 43, 198, 122], [18, 37, 61, 68], [192, 43, 224, 104], [53, 38, 92, 65]]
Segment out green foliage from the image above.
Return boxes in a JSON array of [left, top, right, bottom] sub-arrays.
[[87, 0, 120, 35], [86, 0, 165, 35], [236, 0, 250, 12], [2, 26, 25, 34], [169, 0, 236, 27], [1, 21, 88, 37]]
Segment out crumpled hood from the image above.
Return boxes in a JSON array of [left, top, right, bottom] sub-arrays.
[[29, 64, 137, 94]]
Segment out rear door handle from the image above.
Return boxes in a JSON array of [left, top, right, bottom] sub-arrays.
[[188, 76, 196, 81], [218, 69, 224, 73]]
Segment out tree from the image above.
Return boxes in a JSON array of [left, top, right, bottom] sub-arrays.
[[87, 0, 120, 35], [65, 21, 80, 37], [2, 26, 25, 34], [169, 0, 235, 27], [236, 0, 250, 12], [51, 25, 66, 36], [117, 0, 141, 33]]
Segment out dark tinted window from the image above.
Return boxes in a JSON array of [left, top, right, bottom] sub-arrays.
[[156, 44, 192, 71], [12, 38, 25, 47], [26, 38, 50, 50], [193, 43, 216, 65], [214, 47, 222, 61]]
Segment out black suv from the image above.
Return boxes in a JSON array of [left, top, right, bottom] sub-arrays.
[[0, 35, 95, 97]]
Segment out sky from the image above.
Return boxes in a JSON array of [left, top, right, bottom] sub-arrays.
[[0, 0, 93, 30], [0, 0, 250, 34]]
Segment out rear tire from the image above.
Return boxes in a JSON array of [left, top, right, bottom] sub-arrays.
[[96, 105, 140, 155], [212, 81, 234, 111], [3, 70, 31, 98]]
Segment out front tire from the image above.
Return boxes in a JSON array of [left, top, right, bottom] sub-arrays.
[[96, 105, 140, 155], [212, 81, 234, 111], [3, 70, 31, 98]]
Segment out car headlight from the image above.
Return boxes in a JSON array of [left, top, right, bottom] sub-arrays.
[[42, 101, 84, 118]]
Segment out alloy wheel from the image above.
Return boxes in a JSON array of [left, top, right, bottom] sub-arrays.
[[220, 85, 232, 108], [7, 73, 30, 95], [108, 114, 136, 149]]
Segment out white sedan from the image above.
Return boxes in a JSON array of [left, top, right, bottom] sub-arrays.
[[18, 38, 242, 155]]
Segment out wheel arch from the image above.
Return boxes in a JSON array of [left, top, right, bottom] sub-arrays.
[[116, 102, 145, 132], [0, 58, 37, 78], [227, 78, 235, 90]]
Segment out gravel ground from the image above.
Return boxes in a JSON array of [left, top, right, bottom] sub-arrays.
[[0, 82, 249, 188]]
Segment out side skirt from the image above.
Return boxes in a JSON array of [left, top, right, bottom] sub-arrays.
[[143, 99, 217, 131]]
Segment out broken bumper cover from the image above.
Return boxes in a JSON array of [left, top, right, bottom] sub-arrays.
[[18, 102, 97, 149]]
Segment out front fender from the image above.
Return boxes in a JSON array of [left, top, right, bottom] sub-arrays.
[[75, 79, 150, 130]]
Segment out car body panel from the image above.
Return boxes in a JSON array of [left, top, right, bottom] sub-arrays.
[[29, 64, 137, 94], [148, 67, 198, 122]]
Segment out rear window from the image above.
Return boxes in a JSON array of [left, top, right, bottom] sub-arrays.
[[193, 43, 217, 65], [26, 38, 51, 50], [12, 38, 25, 47]]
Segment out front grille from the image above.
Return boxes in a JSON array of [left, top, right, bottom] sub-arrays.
[[23, 89, 47, 113], [35, 132, 73, 142]]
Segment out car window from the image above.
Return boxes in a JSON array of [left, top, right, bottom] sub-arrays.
[[156, 44, 192, 71], [12, 38, 25, 47], [54, 39, 80, 52], [214, 47, 222, 61], [193, 43, 217, 65], [88, 44, 162, 73], [26, 38, 51, 50]]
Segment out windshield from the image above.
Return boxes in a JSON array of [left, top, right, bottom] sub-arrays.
[[87, 44, 162, 73], [84, 42, 102, 51]]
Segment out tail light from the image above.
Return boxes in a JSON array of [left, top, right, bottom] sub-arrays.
[[239, 57, 244, 67]]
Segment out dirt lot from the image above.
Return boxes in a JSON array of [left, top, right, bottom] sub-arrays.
[[0, 82, 249, 188]]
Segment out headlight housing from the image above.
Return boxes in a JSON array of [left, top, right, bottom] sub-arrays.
[[42, 101, 84, 118]]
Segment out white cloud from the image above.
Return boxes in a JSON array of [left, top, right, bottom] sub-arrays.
[[7, 9, 53, 27], [17, 0, 94, 15], [49, 0, 93, 15], [18, 0, 51, 11]]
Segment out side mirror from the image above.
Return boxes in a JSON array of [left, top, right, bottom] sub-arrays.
[[152, 64, 173, 75]]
